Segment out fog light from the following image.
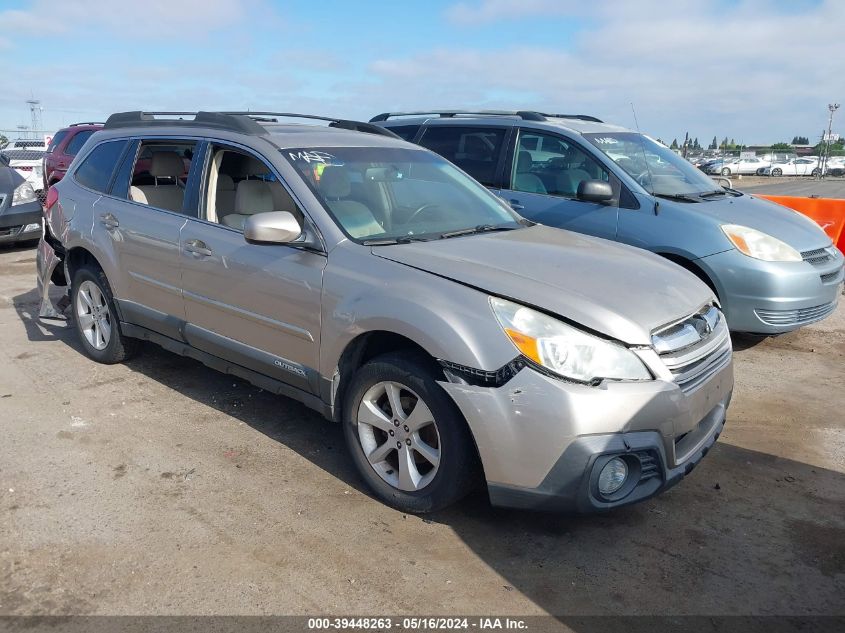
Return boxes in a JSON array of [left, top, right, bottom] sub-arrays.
[[23, 223, 41, 232], [598, 457, 628, 496]]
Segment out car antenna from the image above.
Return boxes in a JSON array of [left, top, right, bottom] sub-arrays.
[[630, 103, 659, 215]]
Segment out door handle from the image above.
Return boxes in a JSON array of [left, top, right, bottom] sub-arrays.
[[509, 199, 525, 211], [185, 239, 213, 257], [99, 213, 119, 229]]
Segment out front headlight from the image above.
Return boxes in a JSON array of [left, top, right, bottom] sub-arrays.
[[490, 297, 652, 383], [721, 224, 802, 262], [12, 182, 37, 206]]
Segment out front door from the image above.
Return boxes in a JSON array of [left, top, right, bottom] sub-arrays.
[[179, 143, 326, 393], [499, 129, 619, 240]]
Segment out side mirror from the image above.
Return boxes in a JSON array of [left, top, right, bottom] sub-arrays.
[[577, 180, 614, 203], [244, 211, 302, 244]]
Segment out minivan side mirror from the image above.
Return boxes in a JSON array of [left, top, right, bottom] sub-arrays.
[[577, 180, 614, 203], [244, 211, 302, 244]]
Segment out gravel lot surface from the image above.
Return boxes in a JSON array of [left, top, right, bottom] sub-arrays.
[[0, 243, 843, 617]]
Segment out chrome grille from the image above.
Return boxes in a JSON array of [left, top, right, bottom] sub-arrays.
[[801, 247, 834, 266], [756, 301, 838, 326], [652, 305, 732, 394]]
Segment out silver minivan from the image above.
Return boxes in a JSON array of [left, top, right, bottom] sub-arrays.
[[37, 111, 733, 513]]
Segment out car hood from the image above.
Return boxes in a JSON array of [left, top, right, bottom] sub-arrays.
[[372, 226, 713, 345], [698, 193, 831, 251]]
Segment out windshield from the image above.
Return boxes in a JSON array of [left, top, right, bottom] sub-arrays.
[[284, 147, 521, 242], [584, 132, 720, 195]]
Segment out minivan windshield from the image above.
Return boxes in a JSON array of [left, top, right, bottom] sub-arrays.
[[584, 132, 721, 196], [284, 147, 522, 243]]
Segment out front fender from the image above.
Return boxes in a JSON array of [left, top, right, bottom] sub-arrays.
[[319, 246, 519, 378]]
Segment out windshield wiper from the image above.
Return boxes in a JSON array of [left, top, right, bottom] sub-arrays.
[[653, 193, 702, 203], [363, 235, 433, 246], [698, 190, 728, 199], [439, 224, 519, 239]]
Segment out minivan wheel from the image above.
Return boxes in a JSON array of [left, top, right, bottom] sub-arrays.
[[720, 167, 731, 176], [342, 352, 479, 513], [71, 265, 138, 364]]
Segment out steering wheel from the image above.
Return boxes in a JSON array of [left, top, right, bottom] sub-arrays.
[[634, 171, 651, 187], [406, 203, 442, 224]]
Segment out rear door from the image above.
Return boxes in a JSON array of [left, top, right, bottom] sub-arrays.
[[178, 142, 326, 393], [500, 128, 620, 240], [88, 137, 200, 339]]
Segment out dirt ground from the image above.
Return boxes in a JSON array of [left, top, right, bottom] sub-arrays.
[[0, 242, 843, 618]]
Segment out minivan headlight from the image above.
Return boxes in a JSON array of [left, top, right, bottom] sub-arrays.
[[12, 182, 37, 206], [721, 224, 802, 262], [490, 297, 651, 382]]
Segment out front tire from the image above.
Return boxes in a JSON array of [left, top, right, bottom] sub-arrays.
[[71, 265, 138, 364], [342, 352, 479, 513], [721, 167, 731, 176], [772, 168, 782, 176]]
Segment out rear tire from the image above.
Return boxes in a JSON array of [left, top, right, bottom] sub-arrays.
[[70, 265, 138, 364], [342, 352, 480, 513]]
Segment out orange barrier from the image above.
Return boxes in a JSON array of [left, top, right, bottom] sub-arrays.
[[758, 195, 845, 254]]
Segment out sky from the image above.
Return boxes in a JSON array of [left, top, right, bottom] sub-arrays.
[[0, 0, 843, 145]]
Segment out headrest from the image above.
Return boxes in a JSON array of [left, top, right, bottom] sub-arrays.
[[235, 180, 274, 214], [516, 150, 533, 173], [320, 167, 351, 199], [217, 174, 235, 191], [149, 152, 185, 178], [236, 156, 270, 177]]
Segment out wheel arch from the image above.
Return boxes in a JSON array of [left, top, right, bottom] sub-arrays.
[[657, 252, 722, 302]]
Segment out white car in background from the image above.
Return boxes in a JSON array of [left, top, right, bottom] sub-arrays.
[[0, 149, 46, 193], [822, 157, 845, 176], [759, 157, 821, 177], [708, 156, 771, 176]]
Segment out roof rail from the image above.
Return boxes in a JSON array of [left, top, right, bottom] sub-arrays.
[[369, 110, 604, 124], [369, 110, 548, 122], [220, 112, 401, 139], [103, 110, 400, 139], [103, 111, 267, 134], [539, 113, 604, 123], [69, 121, 104, 127]]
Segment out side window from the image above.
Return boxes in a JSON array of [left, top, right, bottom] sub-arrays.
[[65, 130, 96, 156], [202, 145, 303, 232], [46, 130, 69, 153], [126, 140, 197, 214], [388, 125, 420, 142], [417, 126, 506, 187], [511, 131, 609, 198], [74, 140, 128, 193]]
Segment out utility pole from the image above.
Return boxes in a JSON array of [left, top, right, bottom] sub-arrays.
[[26, 99, 43, 139], [822, 103, 840, 178]]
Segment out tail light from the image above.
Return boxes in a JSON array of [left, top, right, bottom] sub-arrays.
[[45, 186, 59, 211]]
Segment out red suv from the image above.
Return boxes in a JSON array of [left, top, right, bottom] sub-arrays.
[[43, 122, 103, 189]]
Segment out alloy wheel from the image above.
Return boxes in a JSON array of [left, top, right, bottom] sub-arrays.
[[76, 280, 112, 351], [356, 381, 441, 492]]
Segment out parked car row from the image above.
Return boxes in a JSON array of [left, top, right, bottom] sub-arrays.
[[33, 109, 841, 516]]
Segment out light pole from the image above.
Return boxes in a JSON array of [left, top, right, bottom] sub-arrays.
[[822, 103, 840, 178]]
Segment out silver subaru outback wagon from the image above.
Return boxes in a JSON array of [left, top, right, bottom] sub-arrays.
[[36, 110, 733, 513]]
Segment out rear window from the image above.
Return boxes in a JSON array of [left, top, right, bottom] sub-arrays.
[[74, 140, 128, 193], [65, 130, 96, 156], [386, 125, 420, 142], [417, 126, 506, 187], [46, 130, 69, 153]]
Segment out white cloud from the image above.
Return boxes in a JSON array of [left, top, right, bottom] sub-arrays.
[[445, 0, 583, 25], [373, 0, 845, 143]]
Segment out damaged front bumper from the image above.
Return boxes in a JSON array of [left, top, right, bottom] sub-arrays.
[[438, 359, 733, 513]]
